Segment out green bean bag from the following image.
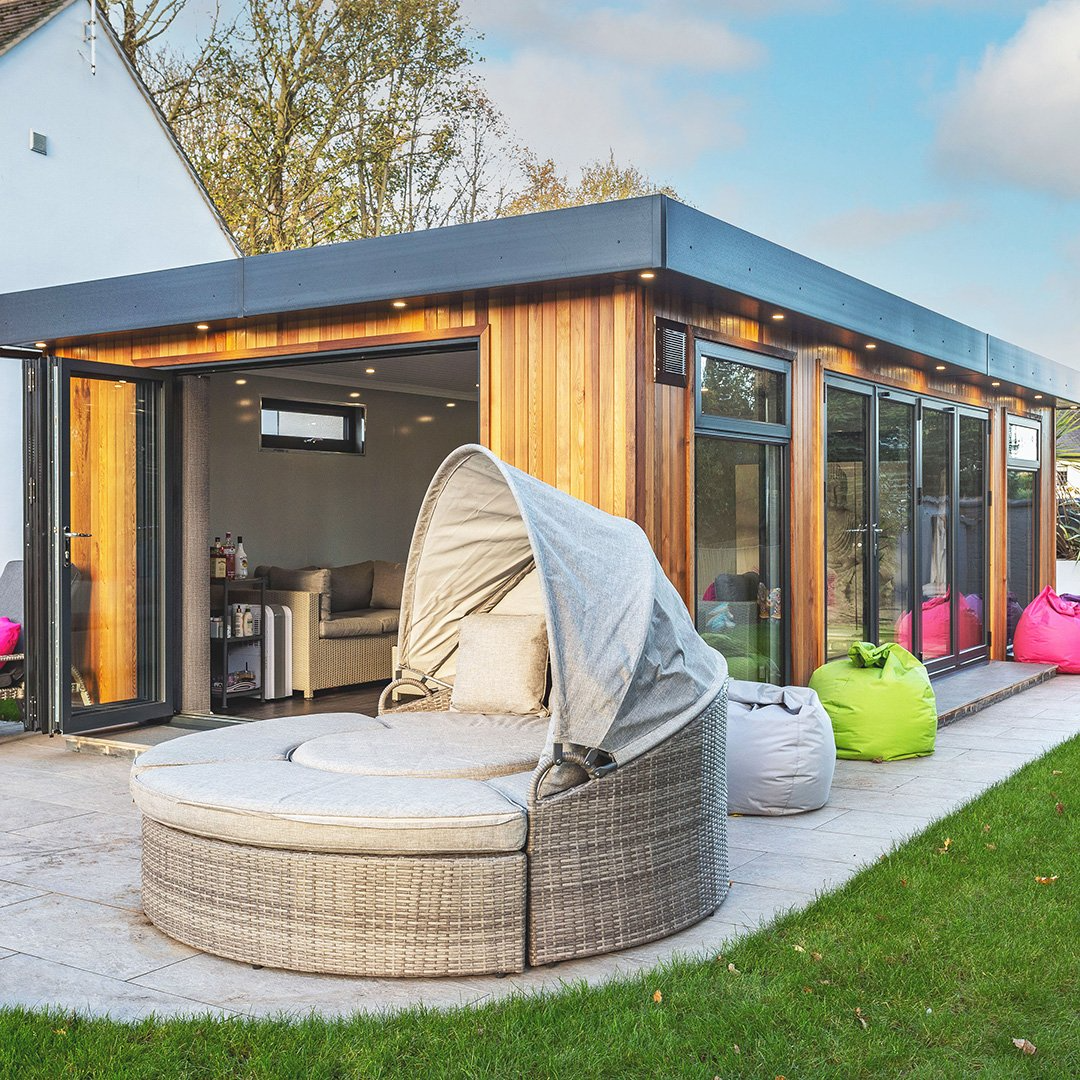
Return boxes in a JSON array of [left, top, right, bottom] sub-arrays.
[[809, 641, 936, 761]]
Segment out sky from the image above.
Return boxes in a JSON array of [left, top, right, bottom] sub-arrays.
[[454, 0, 1080, 367]]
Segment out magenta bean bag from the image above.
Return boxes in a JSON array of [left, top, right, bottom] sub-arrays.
[[895, 592, 983, 657], [1013, 587, 1080, 673]]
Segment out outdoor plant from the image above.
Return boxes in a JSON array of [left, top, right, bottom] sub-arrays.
[[1055, 410, 1080, 562]]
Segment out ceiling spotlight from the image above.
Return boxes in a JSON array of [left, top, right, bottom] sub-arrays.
[[33, 341, 47, 348], [349, 391, 361, 399], [196, 323, 210, 331], [991, 381, 1001, 388], [365, 367, 376, 374], [639, 271, 656, 280], [446, 402, 456, 408], [234, 378, 247, 385], [392, 300, 407, 309], [770, 313, 785, 321], [865, 343, 877, 350], [935, 364, 947, 372], [1034, 393, 1044, 400]]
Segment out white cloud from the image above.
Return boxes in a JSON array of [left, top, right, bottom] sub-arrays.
[[809, 201, 973, 248], [935, 0, 1080, 198]]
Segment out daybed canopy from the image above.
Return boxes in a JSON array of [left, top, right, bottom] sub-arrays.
[[397, 445, 727, 764]]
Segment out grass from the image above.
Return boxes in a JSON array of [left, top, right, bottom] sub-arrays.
[[1, 738, 1077, 1079]]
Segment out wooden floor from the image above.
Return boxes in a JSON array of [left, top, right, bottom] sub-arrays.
[[217, 682, 387, 720]]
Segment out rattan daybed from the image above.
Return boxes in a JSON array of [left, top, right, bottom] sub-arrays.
[[132, 446, 730, 977]]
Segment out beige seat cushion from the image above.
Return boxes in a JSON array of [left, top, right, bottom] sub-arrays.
[[451, 613, 549, 715], [320, 608, 399, 639], [330, 561, 375, 612], [131, 762, 526, 855], [371, 560, 406, 609], [291, 712, 547, 780]]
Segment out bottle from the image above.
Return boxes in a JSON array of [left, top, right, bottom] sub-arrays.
[[243, 606, 254, 637], [236, 536, 249, 579], [232, 604, 244, 638], [210, 537, 226, 579], [223, 532, 236, 579]]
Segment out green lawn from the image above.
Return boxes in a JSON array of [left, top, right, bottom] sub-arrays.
[[2, 737, 1076, 1080]]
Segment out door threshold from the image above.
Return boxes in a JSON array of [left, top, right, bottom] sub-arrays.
[[63, 714, 232, 759]]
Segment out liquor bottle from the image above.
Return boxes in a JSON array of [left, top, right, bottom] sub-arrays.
[[210, 537, 226, 579], [223, 532, 236, 579], [236, 537, 249, 579]]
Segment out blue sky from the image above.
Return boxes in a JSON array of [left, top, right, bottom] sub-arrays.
[[460, 0, 1080, 366]]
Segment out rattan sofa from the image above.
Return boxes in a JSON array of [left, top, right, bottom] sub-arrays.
[[131, 447, 730, 977]]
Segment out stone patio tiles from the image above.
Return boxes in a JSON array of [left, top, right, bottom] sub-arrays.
[[0, 675, 1077, 1022]]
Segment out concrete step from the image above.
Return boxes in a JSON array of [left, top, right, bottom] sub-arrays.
[[64, 716, 228, 759], [934, 660, 1057, 726]]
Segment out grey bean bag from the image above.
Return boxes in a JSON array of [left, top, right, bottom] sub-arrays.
[[726, 680, 836, 815]]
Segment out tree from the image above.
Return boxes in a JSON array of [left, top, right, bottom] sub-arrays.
[[501, 150, 679, 218]]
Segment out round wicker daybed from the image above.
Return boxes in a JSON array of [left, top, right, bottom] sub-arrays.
[[132, 446, 730, 978]]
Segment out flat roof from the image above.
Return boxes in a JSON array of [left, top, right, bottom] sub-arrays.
[[1, 194, 1074, 401]]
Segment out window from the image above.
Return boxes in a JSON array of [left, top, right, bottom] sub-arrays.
[[1006, 417, 1040, 469], [260, 398, 365, 454], [696, 341, 790, 438]]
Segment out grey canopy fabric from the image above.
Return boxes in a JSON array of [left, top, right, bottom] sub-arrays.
[[397, 445, 728, 764]]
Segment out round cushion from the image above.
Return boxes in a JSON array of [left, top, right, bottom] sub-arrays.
[[290, 712, 548, 779], [726, 680, 836, 815]]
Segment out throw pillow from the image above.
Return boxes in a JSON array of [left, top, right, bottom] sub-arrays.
[[331, 561, 375, 612], [268, 566, 332, 621], [451, 613, 549, 715], [0, 617, 20, 670], [371, 560, 406, 610]]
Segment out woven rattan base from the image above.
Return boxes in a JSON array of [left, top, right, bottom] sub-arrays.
[[141, 819, 527, 977]]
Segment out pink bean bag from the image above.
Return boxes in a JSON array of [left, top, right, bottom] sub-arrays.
[[895, 592, 983, 657], [1013, 587, 1080, 673]]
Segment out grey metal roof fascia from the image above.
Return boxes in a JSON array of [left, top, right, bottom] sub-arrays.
[[0, 259, 243, 344], [989, 336, 1080, 404], [240, 196, 663, 316], [662, 198, 988, 375]]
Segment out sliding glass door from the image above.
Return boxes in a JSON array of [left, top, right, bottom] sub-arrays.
[[1005, 416, 1041, 649], [825, 377, 987, 673]]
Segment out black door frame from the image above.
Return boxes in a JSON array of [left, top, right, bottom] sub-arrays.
[[23, 355, 178, 735]]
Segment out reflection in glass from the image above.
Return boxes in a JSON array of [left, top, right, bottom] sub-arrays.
[[1007, 468, 1038, 646], [699, 354, 785, 425], [876, 399, 915, 644], [695, 437, 785, 683], [1007, 423, 1039, 464], [916, 408, 952, 660], [956, 415, 987, 650], [825, 388, 869, 658]]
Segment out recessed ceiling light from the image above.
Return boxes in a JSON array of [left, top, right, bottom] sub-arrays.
[[196, 323, 210, 331], [446, 402, 456, 408], [771, 313, 784, 321], [865, 343, 877, 350], [234, 378, 247, 385], [991, 381, 1001, 387], [392, 300, 407, 309], [365, 367, 376, 374], [349, 391, 361, 399], [1034, 393, 1043, 400], [639, 271, 656, 280], [935, 364, 947, 372]]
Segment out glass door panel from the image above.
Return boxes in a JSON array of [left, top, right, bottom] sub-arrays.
[[1006, 468, 1038, 647], [825, 387, 871, 657], [695, 437, 786, 683], [917, 406, 952, 662], [957, 415, 988, 652], [876, 398, 915, 644]]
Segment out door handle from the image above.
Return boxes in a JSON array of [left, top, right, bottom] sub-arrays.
[[64, 531, 92, 539], [62, 528, 92, 568]]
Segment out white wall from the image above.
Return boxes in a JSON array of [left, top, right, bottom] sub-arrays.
[[0, 1, 237, 294], [207, 373, 479, 571], [0, 360, 23, 572]]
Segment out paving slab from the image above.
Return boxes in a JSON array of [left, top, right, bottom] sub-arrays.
[[0, 879, 45, 908], [0, 796, 97, 832], [0, 840, 143, 909]]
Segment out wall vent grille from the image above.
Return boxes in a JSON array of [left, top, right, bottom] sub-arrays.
[[655, 318, 689, 387], [29, 130, 47, 155]]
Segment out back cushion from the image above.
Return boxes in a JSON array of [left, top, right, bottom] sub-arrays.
[[0, 617, 20, 670], [268, 566, 332, 621], [451, 613, 549, 715], [371, 561, 406, 610], [331, 561, 375, 613]]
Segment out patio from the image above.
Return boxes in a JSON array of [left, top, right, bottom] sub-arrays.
[[0, 675, 1077, 1022]]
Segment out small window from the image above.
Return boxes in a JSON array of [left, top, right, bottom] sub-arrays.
[[1006, 417, 1040, 469], [696, 340, 791, 439], [260, 398, 365, 454]]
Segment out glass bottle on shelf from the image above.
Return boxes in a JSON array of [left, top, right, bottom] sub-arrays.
[[210, 537, 226, 579], [223, 532, 236, 579], [236, 536, 249, 579]]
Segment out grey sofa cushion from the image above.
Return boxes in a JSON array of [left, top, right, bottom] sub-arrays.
[[267, 566, 332, 621], [451, 613, 549, 715], [320, 608, 399, 639], [371, 561, 406, 610], [331, 561, 375, 613]]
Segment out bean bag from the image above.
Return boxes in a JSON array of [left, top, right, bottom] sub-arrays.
[[895, 591, 982, 656], [1012, 587, 1080, 673], [809, 641, 936, 761], [726, 680, 835, 815]]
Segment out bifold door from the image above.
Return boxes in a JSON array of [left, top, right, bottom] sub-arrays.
[[24, 357, 175, 734]]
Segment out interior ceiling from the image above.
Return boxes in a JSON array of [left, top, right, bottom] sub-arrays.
[[247, 348, 480, 401]]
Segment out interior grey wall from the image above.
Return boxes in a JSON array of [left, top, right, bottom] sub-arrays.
[[0, 360, 23, 573], [207, 372, 478, 570]]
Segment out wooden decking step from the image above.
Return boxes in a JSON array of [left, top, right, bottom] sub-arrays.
[[934, 660, 1057, 727]]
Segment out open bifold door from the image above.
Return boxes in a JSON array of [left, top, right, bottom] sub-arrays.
[[23, 355, 176, 735]]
